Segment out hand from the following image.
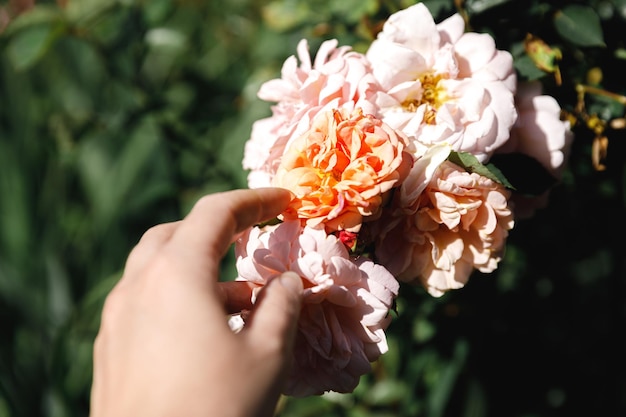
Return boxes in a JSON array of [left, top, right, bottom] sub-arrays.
[[90, 188, 303, 417]]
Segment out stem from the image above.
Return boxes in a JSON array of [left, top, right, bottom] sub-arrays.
[[576, 84, 626, 106]]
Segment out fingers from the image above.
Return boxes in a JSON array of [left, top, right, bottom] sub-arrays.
[[245, 272, 303, 353], [170, 188, 292, 261], [218, 281, 261, 314], [119, 221, 181, 284], [138, 221, 181, 246]]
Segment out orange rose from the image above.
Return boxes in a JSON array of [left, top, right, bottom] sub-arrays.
[[274, 108, 411, 232]]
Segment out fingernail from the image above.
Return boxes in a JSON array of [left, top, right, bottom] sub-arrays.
[[278, 271, 303, 293]]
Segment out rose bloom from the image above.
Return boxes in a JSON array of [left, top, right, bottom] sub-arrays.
[[273, 107, 411, 232], [373, 146, 514, 297], [243, 38, 384, 188], [495, 81, 574, 218], [365, 3, 517, 162], [234, 220, 399, 396]]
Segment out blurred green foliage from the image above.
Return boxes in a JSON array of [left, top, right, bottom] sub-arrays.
[[0, 0, 625, 416]]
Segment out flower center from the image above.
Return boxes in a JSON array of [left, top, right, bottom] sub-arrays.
[[401, 73, 447, 124], [317, 167, 341, 187]]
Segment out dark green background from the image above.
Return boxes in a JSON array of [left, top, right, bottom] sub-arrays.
[[0, 0, 624, 416]]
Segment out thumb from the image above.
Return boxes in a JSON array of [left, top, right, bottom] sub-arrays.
[[245, 271, 303, 352]]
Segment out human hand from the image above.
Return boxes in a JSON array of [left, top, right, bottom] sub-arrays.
[[89, 188, 303, 417]]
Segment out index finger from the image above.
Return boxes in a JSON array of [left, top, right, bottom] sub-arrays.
[[168, 187, 292, 272]]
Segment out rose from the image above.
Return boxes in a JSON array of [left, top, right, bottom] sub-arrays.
[[273, 107, 411, 232], [365, 3, 517, 162], [234, 220, 399, 396], [243, 39, 384, 188], [373, 145, 514, 296]]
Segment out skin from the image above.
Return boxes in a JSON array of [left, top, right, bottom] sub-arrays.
[[90, 188, 303, 417]]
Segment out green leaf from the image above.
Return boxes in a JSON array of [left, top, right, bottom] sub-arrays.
[[447, 151, 515, 189], [514, 54, 550, 81], [422, 0, 455, 19], [0, 5, 64, 36], [412, 318, 436, 343], [328, 0, 378, 23], [0, 140, 32, 265], [615, 48, 626, 60], [261, 0, 313, 31], [77, 116, 166, 232], [364, 380, 409, 406], [465, 0, 512, 14], [6, 24, 56, 71], [65, 0, 119, 24], [428, 339, 469, 417], [554, 5, 606, 47]]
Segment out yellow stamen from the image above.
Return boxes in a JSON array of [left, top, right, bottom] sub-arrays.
[[401, 73, 448, 124]]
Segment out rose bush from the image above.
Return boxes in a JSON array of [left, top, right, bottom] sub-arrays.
[[236, 0, 573, 397]]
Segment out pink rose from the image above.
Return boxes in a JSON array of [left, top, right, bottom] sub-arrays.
[[373, 158, 514, 297], [495, 81, 574, 218], [273, 107, 411, 232], [365, 3, 517, 162], [500, 81, 573, 177], [234, 220, 399, 396], [243, 39, 384, 188]]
